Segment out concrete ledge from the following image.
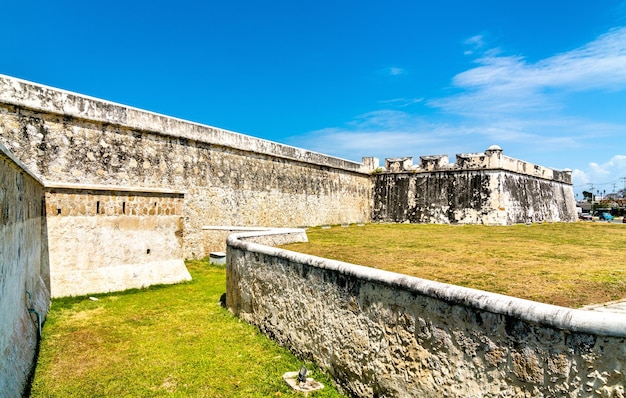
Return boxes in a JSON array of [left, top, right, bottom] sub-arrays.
[[203, 226, 283, 231], [45, 182, 186, 195], [204, 226, 308, 255], [227, 228, 308, 248]]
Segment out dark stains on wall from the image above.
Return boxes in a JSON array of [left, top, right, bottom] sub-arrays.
[[372, 170, 576, 225], [372, 171, 492, 224], [500, 174, 576, 224]]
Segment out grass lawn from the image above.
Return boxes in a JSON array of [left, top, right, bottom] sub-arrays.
[[29, 261, 345, 397], [282, 222, 626, 308]]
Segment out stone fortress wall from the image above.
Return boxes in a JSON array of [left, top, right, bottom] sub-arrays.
[[0, 142, 50, 397], [0, 74, 373, 299], [0, 74, 581, 395], [0, 76, 576, 296]]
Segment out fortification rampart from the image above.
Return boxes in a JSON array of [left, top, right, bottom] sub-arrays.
[[0, 142, 50, 396], [375, 146, 576, 225], [386, 145, 571, 183], [0, 75, 368, 173], [227, 228, 626, 397], [0, 75, 373, 296], [0, 76, 576, 282], [0, 75, 373, 256], [0, 75, 589, 395]]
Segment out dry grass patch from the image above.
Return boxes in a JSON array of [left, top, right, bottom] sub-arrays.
[[281, 222, 626, 308]]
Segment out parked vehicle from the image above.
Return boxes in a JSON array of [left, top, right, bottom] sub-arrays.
[[579, 213, 592, 221], [599, 212, 614, 221]]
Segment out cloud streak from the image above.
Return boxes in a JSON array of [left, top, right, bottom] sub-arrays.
[[433, 27, 626, 117]]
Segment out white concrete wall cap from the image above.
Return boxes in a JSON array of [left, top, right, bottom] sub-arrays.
[[203, 226, 280, 231], [45, 182, 186, 195], [228, 228, 626, 338]]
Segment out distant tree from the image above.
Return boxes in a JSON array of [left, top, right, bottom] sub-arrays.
[[582, 191, 593, 201]]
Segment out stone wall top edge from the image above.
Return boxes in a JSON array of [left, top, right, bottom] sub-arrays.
[[384, 151, 571, 183], [0, 74, 368, 174], [228, 229, 626, 337], [45, 181, 186, 195], [203, 226, 278, 231], [377, 167, 573, 184], [0, 141, 45, 186], [227, 228, 307, 236]]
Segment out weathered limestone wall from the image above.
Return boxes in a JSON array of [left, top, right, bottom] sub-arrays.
[[0, 143, 50, 396], [0, 74, 373, 261], [43, 184, 191, 297], [373, 147, 577, 225], [227, 229, 626, 397]]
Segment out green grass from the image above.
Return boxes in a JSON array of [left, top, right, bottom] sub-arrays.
[[30, 260, 345, 397], [282, 222, 626, 308]]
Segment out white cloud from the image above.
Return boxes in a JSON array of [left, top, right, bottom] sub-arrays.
[[290, 110, 441, 158], [572, 155, 626, 194], [463, 34, 488, 55], [289, 110, 507, 160], [378, 97, 424, 107], [433, 27, 626, 117], [380, 66, 406, 76]]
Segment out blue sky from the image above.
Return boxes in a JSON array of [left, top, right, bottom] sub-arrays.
[[2, 1, 626, 198]]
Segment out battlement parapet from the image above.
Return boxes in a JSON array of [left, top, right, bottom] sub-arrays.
[[382, 145, 572, 184]]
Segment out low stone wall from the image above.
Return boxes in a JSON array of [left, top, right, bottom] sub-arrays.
[[44, 183, 191, 297], [0, 143, 50, 396], [226, 229, 626, 397]]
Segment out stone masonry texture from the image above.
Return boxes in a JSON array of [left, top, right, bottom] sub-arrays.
[[0, 143, 50, 397]]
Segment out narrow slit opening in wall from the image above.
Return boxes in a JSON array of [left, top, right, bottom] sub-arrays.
[[122, 202, 126, 214], [147, 249, 151, 254], [57, 208, 61, 215], [96, 201, 100, 214]]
